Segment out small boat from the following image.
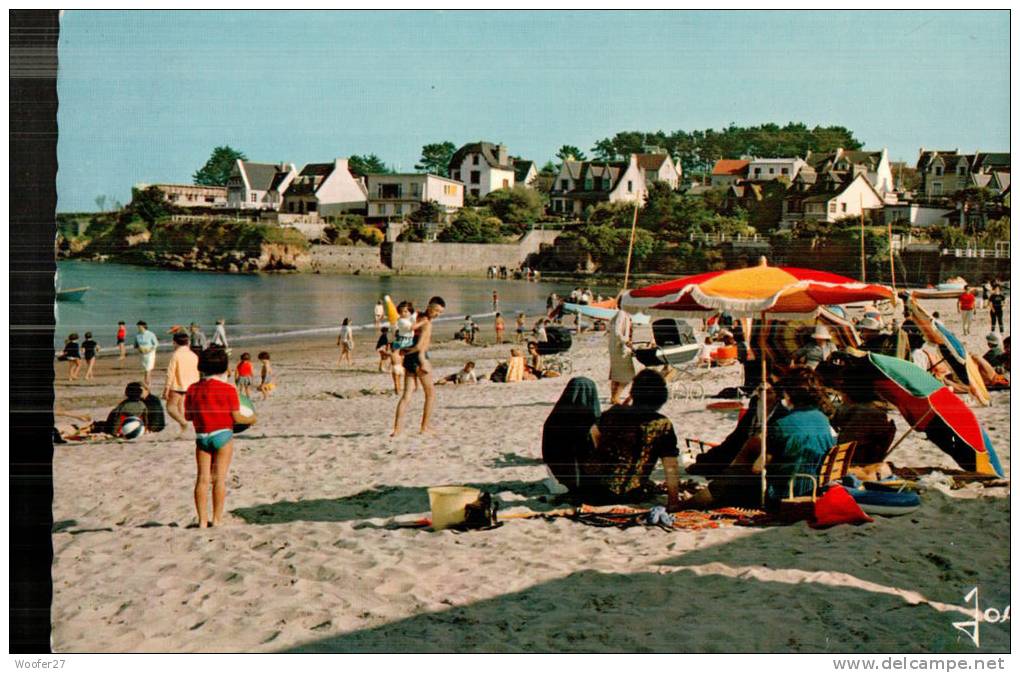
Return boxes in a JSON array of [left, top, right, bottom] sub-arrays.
[[56, 287, 89, 302]]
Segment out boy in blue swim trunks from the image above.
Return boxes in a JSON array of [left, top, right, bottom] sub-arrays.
[[185, 347, 256, 528]]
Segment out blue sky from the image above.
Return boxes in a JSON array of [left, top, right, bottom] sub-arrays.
[[57, 10, 1009, 212]]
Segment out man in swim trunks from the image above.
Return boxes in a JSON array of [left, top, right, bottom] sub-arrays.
[[392, 296, 445, 436], [185, 347, 256, 528], [134, 320, 159, 389], [163, 331, 200, 433]]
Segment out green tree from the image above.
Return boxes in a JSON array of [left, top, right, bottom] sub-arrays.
[[481, 185, 546, 226], [408, 200, 445, 224], [540, 160, 558, 174], [415, 142, 456, 177], [128, 185, 172, 226], [348, 154, 392, 177], [437, 209, 504, 243], [192, 146, 247, 186], [637, 182, 678, 232], [556, 145, 586, 162], [94, 194, 107, 212]]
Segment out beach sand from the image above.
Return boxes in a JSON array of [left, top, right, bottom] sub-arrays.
[[51, 299, 1010, 652]]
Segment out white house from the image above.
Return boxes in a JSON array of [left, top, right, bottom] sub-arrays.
[[710, 159, 749, 188], [281, 158, 367, 218], [882, 202, 954, 228], [365, 173, 464, 220], [797, 173, 885, 223], [512, 159, 539, 188], [141, 183, 228, 209], [805, 147, 894, 196], [549, 155, 648, 216], [746, 157, 805, 183], [226, 161, 297, 210], [636, 153, 681, 189], [448, 141, 516, 198]]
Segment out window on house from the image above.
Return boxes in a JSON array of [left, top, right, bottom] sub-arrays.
[[829, 203, 836, 213], [473, 155, 479, 165], [395, 204, 403, 215], [411, 183, 421, 197], [769, 168, 775, 175], [754, 168, 761, 176], [380, 204, 388, 215], [932, 182, 943, 195], [307, 201, 317, 212], [288, 202, 295, 213], [560, 180, 569, 190], [841, 203, 847, 213], [585, 178, 593, 191], [470, 171, 481, 184], [206, 196, 216, 203], [250, 193, 257, 203], [934, 166, 943, 176], [627, 180, 633, 192], [471, 188, 480, 197], [958, 166, 966, 175], [502, 179, 509, 189], [781, 168, 789, 175], [452, 170, 460, 181], [378, 184, 402, 199]]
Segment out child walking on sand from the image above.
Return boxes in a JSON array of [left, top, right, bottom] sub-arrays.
[[60, 333, 82, 381], [257, 351, 275, 401], [235, 352, 254, 398], [337, 318, 354, 367], [376, 326, 391, 372], [116, 321, 127, 361], [81, 332, 100, 380], [186, 348, 256, 528]]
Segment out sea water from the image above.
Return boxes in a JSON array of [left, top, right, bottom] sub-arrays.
[[55, 260, 611, 348]]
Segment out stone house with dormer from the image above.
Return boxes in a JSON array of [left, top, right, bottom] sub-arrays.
[[916, 149, 1010, 197], [782, 167, 884, 226], [548, 155, 648, 216]]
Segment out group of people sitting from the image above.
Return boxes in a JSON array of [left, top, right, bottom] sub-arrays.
[[541, 362, 898, 512]]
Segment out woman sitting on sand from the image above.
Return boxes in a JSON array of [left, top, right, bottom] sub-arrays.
[[684, 367, 834, 509], [576, 370, 682, 509], [541, 377, 601, 493]]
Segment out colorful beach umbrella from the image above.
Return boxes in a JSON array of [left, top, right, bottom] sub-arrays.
[[903, 293, 990, 405], [619, 259, 896, 504], [620, 262, 895, 319], [848, 351, 1003, 477]]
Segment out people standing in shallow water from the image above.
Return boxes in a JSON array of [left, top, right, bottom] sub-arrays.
[[392, 296, 446, 436]]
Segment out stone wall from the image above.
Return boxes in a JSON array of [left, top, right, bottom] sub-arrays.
[[388, 229, 561, 275], [303, 245, 390, 274]]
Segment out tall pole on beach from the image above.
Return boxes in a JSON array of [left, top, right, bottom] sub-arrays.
[[622, 201, 639, 291], [888, 217, 897, 294], [859, 194, 866, 283]]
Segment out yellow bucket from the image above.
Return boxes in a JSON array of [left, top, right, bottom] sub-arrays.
[[427, 486, 481, 530]]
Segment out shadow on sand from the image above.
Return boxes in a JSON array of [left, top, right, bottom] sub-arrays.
[[231, 479, 556, 525], [281, 493, 1008, 653]]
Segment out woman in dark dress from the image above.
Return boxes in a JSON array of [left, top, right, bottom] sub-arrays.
[[541, 377, 601, 492]]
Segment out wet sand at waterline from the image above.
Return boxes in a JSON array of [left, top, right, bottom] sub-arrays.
[[51, 299, 1010, 652]]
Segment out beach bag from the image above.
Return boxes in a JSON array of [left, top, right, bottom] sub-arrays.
[[810, 485, 873, 528], [142, 394, 166, 433], [459, 492, 500, 530]]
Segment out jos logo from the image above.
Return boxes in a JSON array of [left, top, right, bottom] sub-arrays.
[[952, 587, 1010, 647]]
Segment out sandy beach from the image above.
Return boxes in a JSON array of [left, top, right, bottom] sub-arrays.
[[50, 298, 1010, 653]]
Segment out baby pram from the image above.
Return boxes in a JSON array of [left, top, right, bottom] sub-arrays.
[[633, 319, 708, 400], [537, 325, 573, 374]]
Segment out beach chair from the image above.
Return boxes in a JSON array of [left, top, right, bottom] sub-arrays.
[[778, 441, 857, 522]]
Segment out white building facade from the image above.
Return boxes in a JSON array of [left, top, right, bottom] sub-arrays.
[[366, 173, 464, 219]]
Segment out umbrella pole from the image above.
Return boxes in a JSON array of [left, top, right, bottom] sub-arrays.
[[886, 408, 935, 455], [759, 312, 768, 507], [622, 203, 639, 292]]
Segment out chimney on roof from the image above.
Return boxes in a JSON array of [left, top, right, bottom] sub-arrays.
[[496, 145, 508, 166]]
